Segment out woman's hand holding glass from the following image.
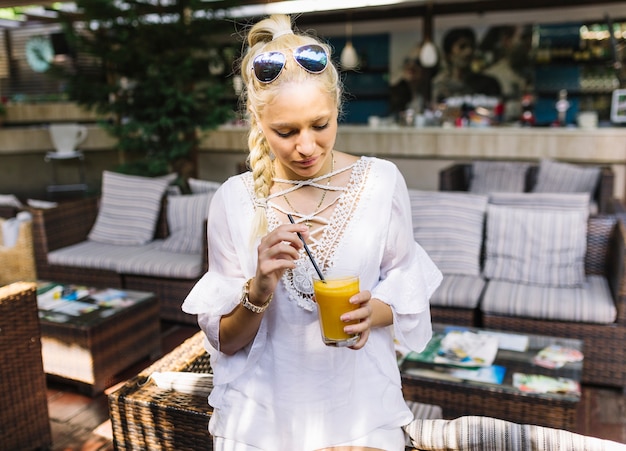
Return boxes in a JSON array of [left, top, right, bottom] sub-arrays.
[[341, 290, 374, 350], [253, 223, 308, 300]]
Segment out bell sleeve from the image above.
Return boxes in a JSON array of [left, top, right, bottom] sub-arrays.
[[370, 167, 442, 352]]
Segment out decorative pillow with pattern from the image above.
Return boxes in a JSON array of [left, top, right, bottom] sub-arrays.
[[484, 192, 590, 287], [188, 178, 222, 194], [88, 171, 170, 245], [533, 159, 600, 195], [160, 193, 214, 254], [469, 161, 530, 194], [409, 190, 488, 276]]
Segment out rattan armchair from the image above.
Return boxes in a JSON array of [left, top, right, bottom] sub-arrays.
[[0, 282, 52, 451]]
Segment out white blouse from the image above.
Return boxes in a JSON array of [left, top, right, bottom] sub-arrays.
[[182, 156, 442, 450]]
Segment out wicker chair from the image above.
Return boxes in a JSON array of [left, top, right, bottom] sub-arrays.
[[0, 282, 52, 451], [438, 162, 616, 214], [109, 331, 443, 451]]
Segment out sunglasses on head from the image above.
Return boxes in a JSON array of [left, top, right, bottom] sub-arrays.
[[252, 44, 329, 83]]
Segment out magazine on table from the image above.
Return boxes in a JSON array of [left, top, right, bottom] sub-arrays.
[[513, 373, 581, 396], [434, 329, 499, 367]]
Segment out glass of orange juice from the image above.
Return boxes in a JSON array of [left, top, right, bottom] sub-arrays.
[[312, 273, 360, 347]]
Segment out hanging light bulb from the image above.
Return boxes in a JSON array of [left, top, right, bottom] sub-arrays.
[[419, 1, 438, 68], [340, 20, 359, 70], [419, 41, 438, 68]]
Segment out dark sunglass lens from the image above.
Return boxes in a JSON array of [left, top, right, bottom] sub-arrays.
[[294, 45, 328, 73], [253, 51, 286, 82]]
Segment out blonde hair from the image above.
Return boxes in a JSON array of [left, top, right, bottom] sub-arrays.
[[240, 14, 342, 241]]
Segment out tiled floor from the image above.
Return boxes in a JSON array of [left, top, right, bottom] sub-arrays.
[[46, 322, 626, 450]]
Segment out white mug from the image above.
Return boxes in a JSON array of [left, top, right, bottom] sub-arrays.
[[49, 123, 88, 155]]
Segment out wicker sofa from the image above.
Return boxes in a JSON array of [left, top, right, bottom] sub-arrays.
[[410, 189, 626, 388], [439, 160, 615, 214], [29, 195, 207, 325]]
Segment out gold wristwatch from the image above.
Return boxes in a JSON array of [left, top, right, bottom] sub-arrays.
[[240, 278, 273, 313]]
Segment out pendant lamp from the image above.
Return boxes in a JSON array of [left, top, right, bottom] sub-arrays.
[[340, 20, 359, 70], [419, 2, 438, 68]]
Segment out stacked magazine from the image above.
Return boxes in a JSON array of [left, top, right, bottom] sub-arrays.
[[434, 330, 499, 367]]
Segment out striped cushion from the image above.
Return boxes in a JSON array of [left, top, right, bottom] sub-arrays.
[[188, 178, 221, 194], [469, 161, 529, 194], [481, 276, 616, 323], [404, 416, 626, 451], [488, 192, 590, 210], [115, 242, 204, 278], [160, 193, 213, 254], [429, 275, 486, 309], [409, 190, 487, 276], [533, 159, 601, 195], [49, 240, 204, 279], [484, 193, 589, 287], [88, 171, 170, 245]]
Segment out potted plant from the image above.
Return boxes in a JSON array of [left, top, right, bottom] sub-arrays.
[[50, 0, 238, 185]]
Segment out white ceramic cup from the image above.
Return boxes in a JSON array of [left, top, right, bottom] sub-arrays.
[[49, 123, 88, 155], [577, 111, 598, 129]]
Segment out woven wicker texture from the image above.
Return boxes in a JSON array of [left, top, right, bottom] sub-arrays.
[[29, 196, 206, 324], [41, 290, 161, 396], [0, 220, 37, 285], [109, 331, 213, 450], [0, 282, 52, 451]]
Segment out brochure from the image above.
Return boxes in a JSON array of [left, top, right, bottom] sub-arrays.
[[513, 373, 581, 396], [434, 329, 499, 367], [533, 345, 584, 369], [403, 365, 506, 385]]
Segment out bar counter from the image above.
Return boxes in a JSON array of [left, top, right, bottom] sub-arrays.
[[199, 124, 626, 165], [2, 123, 624, 199], [2, 123, 625, 164]]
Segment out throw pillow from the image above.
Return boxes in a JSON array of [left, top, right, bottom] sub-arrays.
[[88, 171, 170, 246], [160, 193, 213, 254], [484, 193, 589, 287], [409, 190, 488, 276], [533, 159, 601, 195], [469, 161, 530, 194], [188, 178, 221, 194]]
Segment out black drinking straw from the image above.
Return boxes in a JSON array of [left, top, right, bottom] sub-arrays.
[[287, 214, 325, 282]]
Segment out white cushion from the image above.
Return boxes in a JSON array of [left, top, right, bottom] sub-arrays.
[[160, 193, 213, 254], [469, 161, 530, 194], [188, 178, 221, 194], [533, 159, 601, 195], [482, 276, 616, 324], [88, 171, 170, 246], [484, 193, 589, 287], [409, 190, 487, 277]]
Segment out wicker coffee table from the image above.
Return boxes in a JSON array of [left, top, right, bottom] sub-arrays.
[[400, 324, 583, 431], [37, 282, 161, 395]]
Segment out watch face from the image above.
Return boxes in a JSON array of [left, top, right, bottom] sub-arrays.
[[25, 36, 54, 73]]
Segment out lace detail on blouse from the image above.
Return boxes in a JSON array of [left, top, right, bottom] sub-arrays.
[[244, 157, 371, 311]]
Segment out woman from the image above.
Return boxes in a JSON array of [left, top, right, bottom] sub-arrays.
[[182, 14, 442, 451]]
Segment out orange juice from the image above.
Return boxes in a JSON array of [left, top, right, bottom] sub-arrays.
[[313, 275, 360, 346]]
